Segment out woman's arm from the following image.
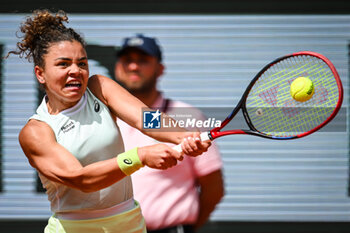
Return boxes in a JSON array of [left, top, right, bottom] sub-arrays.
[[19, 120, 182, 193], [88, 74, 211, 154]]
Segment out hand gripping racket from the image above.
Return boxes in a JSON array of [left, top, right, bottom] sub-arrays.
[[174, 51, 343, 152]]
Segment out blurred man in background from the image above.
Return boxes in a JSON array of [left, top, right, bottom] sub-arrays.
[[115, 34, 224, 233]]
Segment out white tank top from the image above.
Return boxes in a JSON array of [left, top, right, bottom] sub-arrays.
[[30, 88, 133, 213]]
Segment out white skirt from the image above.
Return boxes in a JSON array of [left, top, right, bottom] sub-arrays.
[[44, 200, 146, 233]]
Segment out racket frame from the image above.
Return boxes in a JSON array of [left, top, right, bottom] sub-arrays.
[[207, 51, 343, 141]]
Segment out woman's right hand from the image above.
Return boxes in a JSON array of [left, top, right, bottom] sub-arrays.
[[137, 144, 184, 170]]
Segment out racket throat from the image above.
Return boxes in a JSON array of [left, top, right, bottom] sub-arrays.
[[210, 129, 248, 139]]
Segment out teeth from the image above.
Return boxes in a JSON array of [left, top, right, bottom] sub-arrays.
[[66, 80, 82, 87], [66, 82, 82, 87]]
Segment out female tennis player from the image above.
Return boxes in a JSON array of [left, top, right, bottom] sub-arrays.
[[8, 9, 210, 233]]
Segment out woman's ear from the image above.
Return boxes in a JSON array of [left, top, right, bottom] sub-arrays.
[[34, 65, 46, 84]]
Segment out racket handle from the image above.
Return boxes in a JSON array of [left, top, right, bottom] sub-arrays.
[[172, 132, 211, 153]]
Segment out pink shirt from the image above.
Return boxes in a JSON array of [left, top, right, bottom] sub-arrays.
[[117, 95, 222, 230]]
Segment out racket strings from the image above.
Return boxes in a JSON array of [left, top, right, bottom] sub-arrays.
[[246, 55, 339, 138]]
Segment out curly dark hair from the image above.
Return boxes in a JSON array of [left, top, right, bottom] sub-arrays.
[[7, 9, 86, 67]]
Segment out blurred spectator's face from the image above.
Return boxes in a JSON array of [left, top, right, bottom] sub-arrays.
[[115, 48, 163, 95]]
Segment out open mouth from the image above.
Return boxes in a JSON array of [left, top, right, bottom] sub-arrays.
[[65, 82, 82, 88]]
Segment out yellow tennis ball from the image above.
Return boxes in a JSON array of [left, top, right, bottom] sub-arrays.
[[290, 77, 314, 102]]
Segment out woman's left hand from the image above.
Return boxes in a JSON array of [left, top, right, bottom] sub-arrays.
[[180, 132, 211, 157]]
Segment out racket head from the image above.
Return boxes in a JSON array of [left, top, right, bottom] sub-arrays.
[[212, 51, 343, 140]]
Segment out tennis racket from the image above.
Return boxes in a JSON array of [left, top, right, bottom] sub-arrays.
[[173, 51, 343, 152]]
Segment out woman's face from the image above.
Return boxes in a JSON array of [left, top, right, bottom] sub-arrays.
[[35, 40, 89, 113]]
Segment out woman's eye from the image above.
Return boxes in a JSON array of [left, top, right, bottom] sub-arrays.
[[79, 62, 87, 67], [58, 62, 68, 67]]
